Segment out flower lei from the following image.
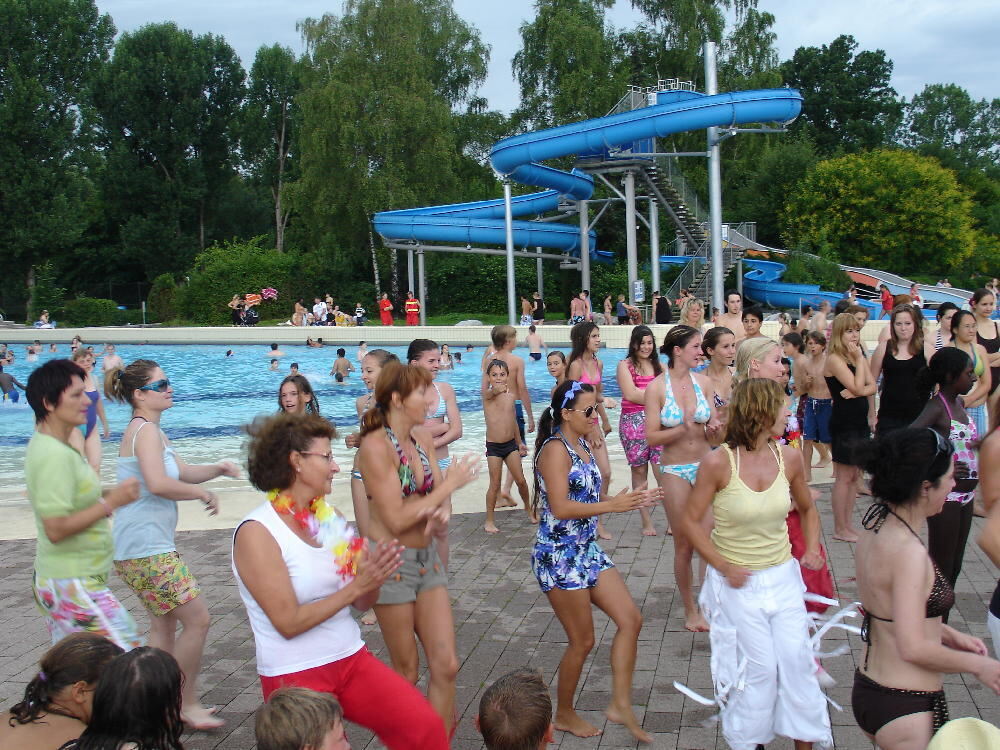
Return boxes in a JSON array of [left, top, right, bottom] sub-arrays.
[[268, 490, 365, 578]]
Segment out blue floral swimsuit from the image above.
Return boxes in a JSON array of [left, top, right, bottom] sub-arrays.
[[531, 431, 614, 592]]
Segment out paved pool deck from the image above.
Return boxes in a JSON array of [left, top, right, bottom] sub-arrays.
[[1, 482, 996, 749]]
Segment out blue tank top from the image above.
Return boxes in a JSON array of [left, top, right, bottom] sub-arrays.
[[113, 419, 180, 560]]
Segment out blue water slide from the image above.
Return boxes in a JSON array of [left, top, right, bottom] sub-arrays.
[[373, 88, 803, 258], [742, 259, 882, 314]]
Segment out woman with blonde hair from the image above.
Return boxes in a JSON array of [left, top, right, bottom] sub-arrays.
[[824, 313, 876, 542], [733, 337, 785, 384], [679, 297, 706, 330]]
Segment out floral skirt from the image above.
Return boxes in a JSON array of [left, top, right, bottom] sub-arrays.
[[531, 540, 614, 592], [33, 571, 143, 651]]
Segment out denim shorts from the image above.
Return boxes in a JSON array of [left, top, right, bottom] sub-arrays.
[[802, 397, 832, 444]]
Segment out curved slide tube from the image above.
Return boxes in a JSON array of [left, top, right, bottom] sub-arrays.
[[374, 89, 803, 259]]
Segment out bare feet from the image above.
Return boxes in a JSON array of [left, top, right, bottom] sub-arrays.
[[484, 521, 500, 534], [833, 529, 859, 543], [182, 705, 225, 731], [361, 609, 377, 625], [497, 492, 517, 508], [606, 706, 653, 744], [813, 458, 831, 469], [525, 506, 539, 524], [684, 611, 710, 632], [597, 521, 612, 540], [642, 526, 658, 536], [554, 710, 602, 738]]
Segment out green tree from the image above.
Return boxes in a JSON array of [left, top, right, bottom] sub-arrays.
[[780, 35, 902, 154], [95, 23, 246, 279], [899, 83, 1000, 169], [782, 149, 978, 277], [0, 0, 114, 317], [242, 44, 301, 253], [513, 0, 628, 129], [293, 0, 489, 294]]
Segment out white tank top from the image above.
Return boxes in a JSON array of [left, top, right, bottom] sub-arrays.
[[232, 502, 364, 677]]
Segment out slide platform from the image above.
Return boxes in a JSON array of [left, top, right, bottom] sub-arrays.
[[373, 89, 803, 259]]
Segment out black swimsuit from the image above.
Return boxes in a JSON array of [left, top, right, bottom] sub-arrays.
[[852, 503, 954, 736]]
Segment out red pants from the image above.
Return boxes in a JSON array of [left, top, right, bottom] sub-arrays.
[[406, 314, 418, 326], [259, 646, 447, 750]]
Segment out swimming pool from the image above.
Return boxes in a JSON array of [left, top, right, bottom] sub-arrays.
[[0, 343, 629, 503]]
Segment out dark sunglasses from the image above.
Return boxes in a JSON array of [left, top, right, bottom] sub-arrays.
[[139, 379, 171, 393], [565, 405, 598, 418]]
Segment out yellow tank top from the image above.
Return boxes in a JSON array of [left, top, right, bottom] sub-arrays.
[[710, 443, 793, 570]]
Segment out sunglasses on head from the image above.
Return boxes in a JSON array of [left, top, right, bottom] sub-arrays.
[[139, 379, 171, 393]]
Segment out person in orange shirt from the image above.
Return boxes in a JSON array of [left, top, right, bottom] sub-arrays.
[[405, 292, 421, 326], [379, 293, 394, 326]]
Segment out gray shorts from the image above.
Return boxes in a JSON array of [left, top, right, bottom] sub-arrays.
[[377, 540, 447, 606]]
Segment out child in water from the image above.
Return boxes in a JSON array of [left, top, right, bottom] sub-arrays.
[[330, 349, 355, 383]]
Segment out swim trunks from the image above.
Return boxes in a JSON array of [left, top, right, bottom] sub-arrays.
[[485, 439, 519, 460]]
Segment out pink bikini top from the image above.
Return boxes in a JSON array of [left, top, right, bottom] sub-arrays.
[[576, 359, 601, 387], [622, 363, 655, 414]]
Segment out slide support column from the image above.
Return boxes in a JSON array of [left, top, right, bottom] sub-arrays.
[[536, 247, 544, 298], [407, 248, 415, 294], [417, 249, 427, 326], [650, 197, 660, 297], [503, 181, 517, 326], [625, 170, 639, 305], [705, 41, 724, 315], [579, 199, 591, 293]]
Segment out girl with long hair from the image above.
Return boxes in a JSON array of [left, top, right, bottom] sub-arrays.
[[277, 374, 322, 416], [870, 304, 931, 437], [933, 302, 958, 350], [823, 313, 876, 542], [615, 325, 664, 536], [701, 326, 736, 415], [0, 633, 123, 749], [104, 359, 240, 729], [70, 348, 110, 474], [645, 325, 722, 632], [971, 288, 1000, 399], [531, 380, 657, 742], [679, 297, 706, 329], [681, 379, 830, 750], [910, 348, 980, 593], [546, 351, 566, 396], [949, 310, 992, 438], [355, 361, 477, 735], [852, 429, 1000, 749], [235, 411, 447, 748]]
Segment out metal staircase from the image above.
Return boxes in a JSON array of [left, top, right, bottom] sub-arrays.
[[645, 164, 707, 253]]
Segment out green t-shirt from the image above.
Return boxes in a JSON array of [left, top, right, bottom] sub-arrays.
[[26, 432, 111, 579]]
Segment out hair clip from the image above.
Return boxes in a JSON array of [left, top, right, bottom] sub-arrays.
[[37, 671, 47, 682], [116, 370, 124, 380], [560, 381, 584, 409]]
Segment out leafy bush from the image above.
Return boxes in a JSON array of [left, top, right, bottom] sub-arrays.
[[178, 237, 296, 325], [780, 250, 852, 291], [62, 298, 119, 327], [147, 273, 177, 322], [29, 262, 67, 322]]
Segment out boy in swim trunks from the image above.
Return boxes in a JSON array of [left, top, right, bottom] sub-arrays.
[[330, 348, 355, 383], [482, 359, 532, 533], [525, 325, 546, 362]]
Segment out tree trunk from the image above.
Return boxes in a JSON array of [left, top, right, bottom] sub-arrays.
[[274, 106, 288, 253], [199, 201, 206, 249], [390, 248, 399, 303], [368, 227, 381, 297]]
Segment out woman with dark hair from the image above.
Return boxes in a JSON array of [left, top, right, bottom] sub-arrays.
[[104, 360, 239, 730], [615, 325, 663, 536], [235, 411, 448, 749], [277, 374, 321, 416], [654, 290, 672, 324], [74, 647, 184, 750], [852, 428, 1000, 749], [25, 360, 141, 648], [681, 378, 830, 750], [531, 380, 657, 742], [702, 326, 736, 414], [0, 633, 123, 749], [971, 288, 1000, 397], [932, 303, 958, 350], [645, 325, 722, 632], [824, 313, 876, 542], [356, 361, 477, 736], [910, 348, 980, 594], [949, 310, 991, 437], [870, 304, 931, 437], [546, 351, 566, 396]]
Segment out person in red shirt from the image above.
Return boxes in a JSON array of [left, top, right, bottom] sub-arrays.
[[378, 293, 394, 326], [879, 284, 893, 320], [404, 292, 421, 326]]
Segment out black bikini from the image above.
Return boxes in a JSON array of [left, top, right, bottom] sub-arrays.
[[852, 503, 954, 736]]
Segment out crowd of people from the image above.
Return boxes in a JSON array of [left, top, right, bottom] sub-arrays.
[[9, 286, 1000, 750]]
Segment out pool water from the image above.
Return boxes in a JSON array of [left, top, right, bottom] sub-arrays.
[[0, 343, 629, 503]]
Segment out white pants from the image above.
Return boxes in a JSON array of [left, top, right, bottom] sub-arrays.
[[700, 558, 832, 750], [989, 610, 1000, 659]]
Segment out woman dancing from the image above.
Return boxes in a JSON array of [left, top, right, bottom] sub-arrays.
[[356, 361, 477, 735], [278, 374, 322, 416], [852, 428, 1000, 749], [870, 304, 931, 437], [615, 325, 664, 536], [70, 348, 110, 474], [105, 359, 239, 729], [824, 313, 876, 542], [910, 349, 980, 594], [701, 326, 736, 417], [645, 325, 721, 632], [235, 411, 448, 748], [25, 360, 141, 648], [532, 380, 657, 742], [949, 310, 992, 438], [681, 378, 831, 750]]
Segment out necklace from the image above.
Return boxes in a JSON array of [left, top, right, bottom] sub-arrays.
[[268, 490, 364, 578]]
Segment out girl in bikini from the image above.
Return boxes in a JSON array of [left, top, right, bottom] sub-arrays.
[[70, 348, 109, 474], [701, 326, 736, 420], [356, 361, 477, 736], [644, 325, 722, 631]]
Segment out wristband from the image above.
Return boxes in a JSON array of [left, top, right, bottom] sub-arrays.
[[97, 496, 114, 518]]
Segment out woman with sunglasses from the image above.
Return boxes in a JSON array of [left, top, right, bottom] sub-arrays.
[[851, 428, 1000, 749], [104, 360, 240, 730], [532, 380, 658, 742]]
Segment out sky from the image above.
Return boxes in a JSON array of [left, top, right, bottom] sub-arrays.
[[94, 0, 996, 113]]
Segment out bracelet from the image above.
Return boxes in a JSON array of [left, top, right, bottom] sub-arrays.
[[97, 496, 113, 518]]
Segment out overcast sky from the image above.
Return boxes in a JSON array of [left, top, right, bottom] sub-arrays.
[[95, 0, 995, 112]]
